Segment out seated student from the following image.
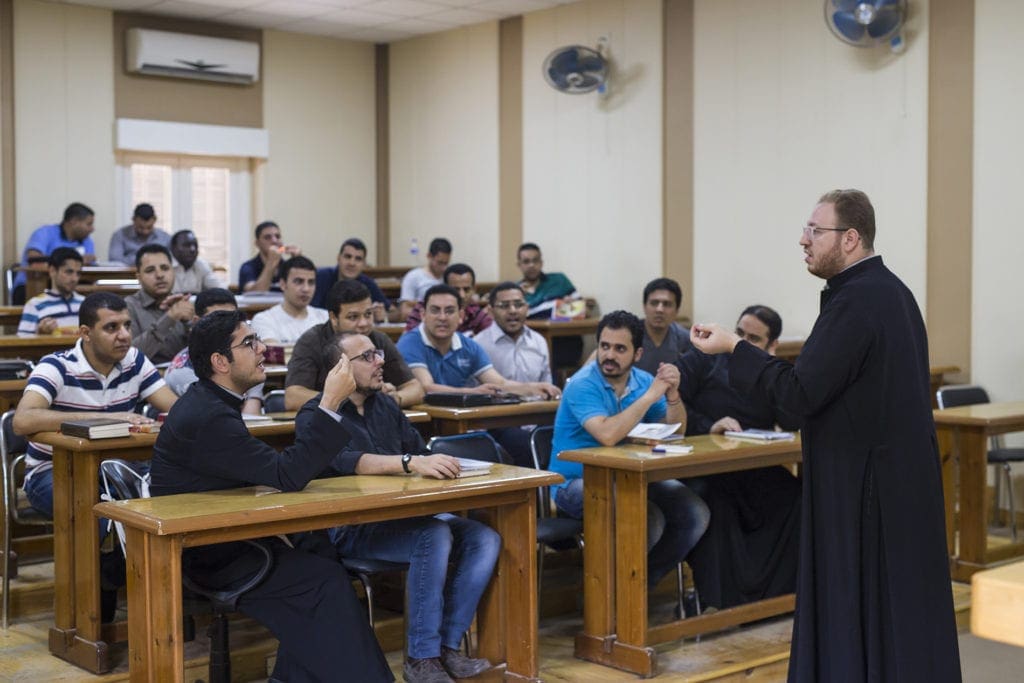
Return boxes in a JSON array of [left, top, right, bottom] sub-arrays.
[[108, 203, 170, 266], [13, 202, 97, 304], [636, 277, 692, 374], [237, 220, 302, 292], [397, 284, 559, 467], [399, 237, 451, 319], [297, 332, 498, 683], [312, 237, 392, 320], [148, 311, 393, 683], [250, 256, 327, 344], [404, 263, 493, 337], [169, 230, 220, 293], [13, 292, 177, 524], [164, 288, 262, 415], [550, 311, 709, 592], [515, 242, 577, 319], [676, 304, 802, 610], [286, 279, 423, 410], [125, 244, 194, 364], [17, 247, 85, 336]]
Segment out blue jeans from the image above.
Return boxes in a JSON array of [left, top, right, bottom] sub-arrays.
[[24, 466, 112, 542], [555, 478, 710, 587], [330, 513, 501, 659]]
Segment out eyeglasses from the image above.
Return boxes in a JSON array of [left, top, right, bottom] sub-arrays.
[[349, 348, 385, 363], [493, 301, 528, 310], [230, 333, 263, 352], [801, 226, 849, 240], [426, 306, 459, 318]]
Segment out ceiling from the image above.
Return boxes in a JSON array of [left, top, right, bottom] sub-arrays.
[[56, 0, 580, 43]]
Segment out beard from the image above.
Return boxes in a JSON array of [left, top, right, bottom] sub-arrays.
[[808, 239, 845, 279]]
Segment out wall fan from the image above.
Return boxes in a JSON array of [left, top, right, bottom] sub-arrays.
[[542, 45, 607, 95], [824, 0, 907, 50]]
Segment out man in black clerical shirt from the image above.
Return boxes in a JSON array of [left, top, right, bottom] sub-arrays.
[[149, 311, 392, 683]]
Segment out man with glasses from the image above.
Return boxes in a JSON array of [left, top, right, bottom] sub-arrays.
[[296, 332, 498, 683], [285, 279, 424, 410], [404, 263, 493, 337], [690, 190, 960, 681], [150, 312, 393, 683]]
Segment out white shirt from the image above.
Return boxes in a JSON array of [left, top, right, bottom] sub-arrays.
[[474, 324, 552, 384], [250, 304, 329, 344], [399, 267, 441, 303]]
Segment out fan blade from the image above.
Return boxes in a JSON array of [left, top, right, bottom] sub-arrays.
[[831, 0, 859, 11], [867, 7, 903, 38], [832, 12, 867, 42]]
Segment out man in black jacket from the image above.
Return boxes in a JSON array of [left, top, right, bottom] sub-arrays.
[[690, 190, 960, 682], [149, 310, 393, 683]]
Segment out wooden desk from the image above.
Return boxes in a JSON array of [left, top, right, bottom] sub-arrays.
[[376, 322, 406, 342], [78, 266, 137, 284], [559, 434, 803, 677], [363, 265, 411, 280], [0, 334, 77, 360], [524, 318, 599, 362], [95, 465, 559, 682], [971, 559, 1024, 648], [934, 401, 1024, 581], [0, 378, 26, 413], [31, 423, 297, 674], [0, 305, 22, 332], [417, 399, 560, 436]]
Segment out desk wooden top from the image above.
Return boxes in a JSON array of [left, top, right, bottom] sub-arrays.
[[0, 378, 27, 392], [933, 401, 1024, 428], [0, 334, 77, 359], [971, 559, 1024, 648], [559, 433, 802, 475], [95, 464, 560, 539], [30, 420, 295, 451], [377, 322, 406, 342], [525, 318, 599, 335], [415, 399, 560, 421], [264, 409, 430, 424]]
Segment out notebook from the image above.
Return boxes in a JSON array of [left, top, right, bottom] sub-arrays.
[[456, 458, 493, 478], [723, 429, 796, 441], [424, 392, 523, 408]]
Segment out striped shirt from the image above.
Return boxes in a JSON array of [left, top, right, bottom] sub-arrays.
[[17, 290, 84, 336], [23, 339, 165, 473]]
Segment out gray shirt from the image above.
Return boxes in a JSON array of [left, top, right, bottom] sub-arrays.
[[108, 224, 172, 265], [637, 321, 691, 375], [125, 289, 190, 364], [474, 324, 552, 383], [173, 258, 221, 293]]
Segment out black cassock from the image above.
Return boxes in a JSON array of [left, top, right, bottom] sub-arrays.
[[729, 256, 961, 682], [676, 349, 802, 609]]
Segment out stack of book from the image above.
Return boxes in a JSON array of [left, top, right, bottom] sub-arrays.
[[61, 418, 131, 439], [456, 458, 493, 478], [723, 429, 796, 441]]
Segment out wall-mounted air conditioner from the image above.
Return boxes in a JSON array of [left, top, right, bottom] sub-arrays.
[[125, 28, 260, 85]]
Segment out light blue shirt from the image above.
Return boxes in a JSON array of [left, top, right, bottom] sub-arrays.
[[15, 224, 95, 289]]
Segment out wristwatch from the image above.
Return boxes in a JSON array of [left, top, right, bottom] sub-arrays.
[[401, 453, 413, 474]]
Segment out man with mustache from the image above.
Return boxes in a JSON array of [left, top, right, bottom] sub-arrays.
[[250, 256, 328, 344], [690, 189, 960, 681], [126, 244, 194, 364], [549, 310, 709, 593], [297, 332, 498, 683]]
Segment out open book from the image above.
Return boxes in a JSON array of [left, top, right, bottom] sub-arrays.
[[456, 458, 493, 478], [723, 429, 796, 441], [626, 422, 685, 446]]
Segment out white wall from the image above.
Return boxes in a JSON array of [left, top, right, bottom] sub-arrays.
[[388, 22, 501, 278], [692, 0, 929, 338], [14, 0, 116, 252], [261, 30, 377, 269], [973, 0, 1024, 407], [523, 0, 663, 315]]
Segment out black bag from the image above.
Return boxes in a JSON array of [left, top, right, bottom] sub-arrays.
[[0, 359, 33, 380]]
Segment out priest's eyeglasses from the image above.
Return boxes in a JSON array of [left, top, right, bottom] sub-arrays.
[[802, 226, 848, 240]]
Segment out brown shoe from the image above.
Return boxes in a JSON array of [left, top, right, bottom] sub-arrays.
[[404, 657, 454, 683], [440, 646, 492, 679]]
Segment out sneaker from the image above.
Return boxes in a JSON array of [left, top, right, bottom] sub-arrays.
[[403, 657, 454, 683], [440, 646, 492, 679]]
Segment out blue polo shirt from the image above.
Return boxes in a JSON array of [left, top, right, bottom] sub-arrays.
[[550, 361, 666, 487], [15, 224, 95, 289], [311, 267, 391, 310], [396, 324, 492, 387]]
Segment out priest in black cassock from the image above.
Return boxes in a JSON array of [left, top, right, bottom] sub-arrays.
[[690, 190, 961, 682]]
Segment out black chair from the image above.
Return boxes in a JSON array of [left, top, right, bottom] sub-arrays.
[[99, 458, 272, 683], [2, 410, 54, 629], [528, 426, 583, 596], [263, 389, 286, 414], [937, 385, 1024, 540], [427, 431, 508, 463]]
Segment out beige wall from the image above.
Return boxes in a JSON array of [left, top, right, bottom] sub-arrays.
[[523, 0, 664, 315], [260, 29, 377, 267], [692, 0, 930, 339], [973, 0, 1024, 405], [14, 0, 116, 253], [388, 22, 501, 278]]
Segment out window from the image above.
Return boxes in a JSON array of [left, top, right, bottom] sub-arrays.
[[117, 152, 252, 282]]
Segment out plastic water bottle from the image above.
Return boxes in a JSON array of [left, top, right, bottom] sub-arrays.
[[409, 238, 419, 257]]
